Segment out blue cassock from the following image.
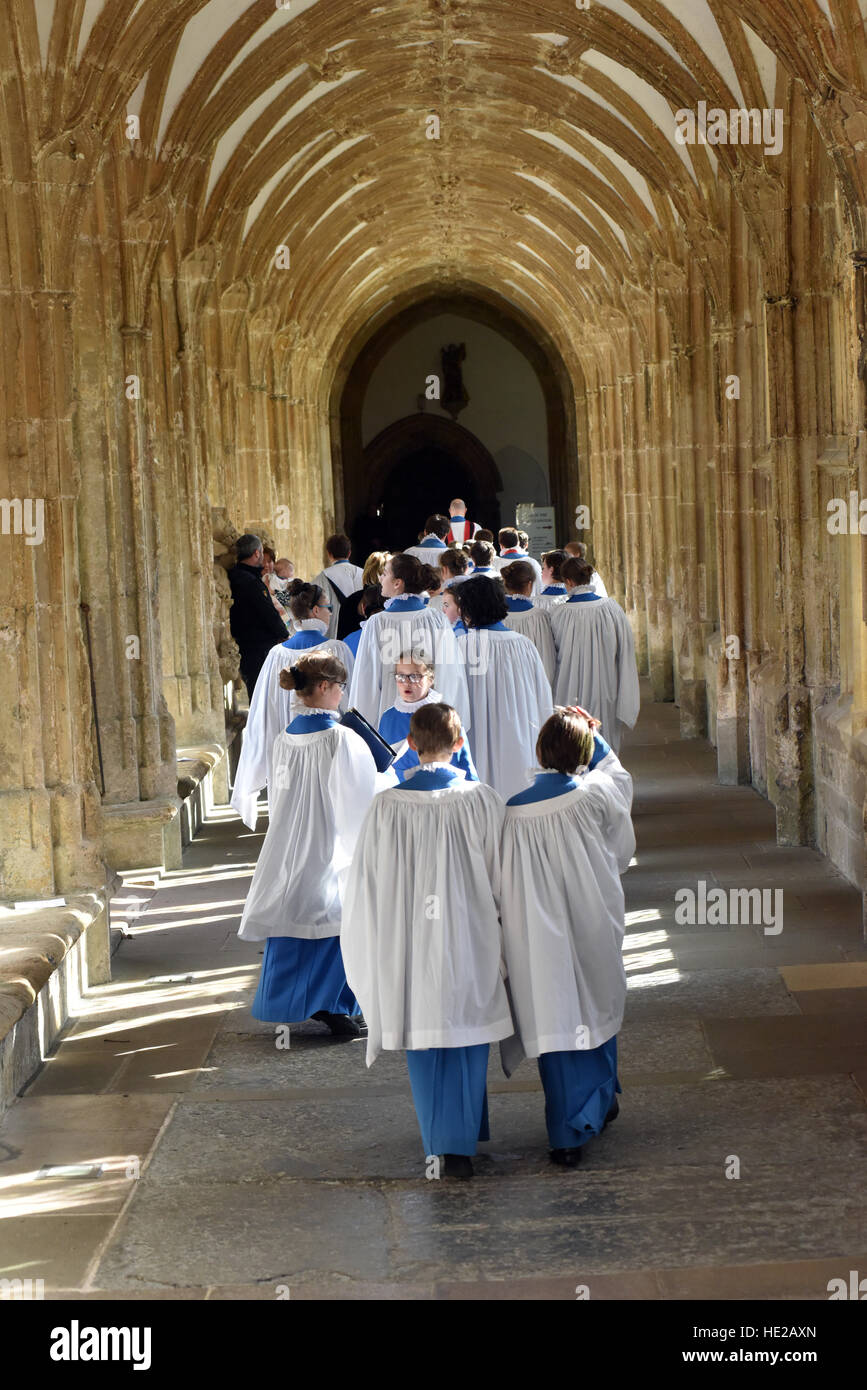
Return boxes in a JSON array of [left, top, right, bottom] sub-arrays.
[[378, 704, 479, 783], [344, 626, 362, 657], [541, 584, 567, 597], [507, 733, 621, 1147], [400, 763, 491, 1157], [251, 710, 361, 1023]]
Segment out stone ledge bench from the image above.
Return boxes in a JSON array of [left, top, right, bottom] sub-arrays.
[[0, 730, 244, 1113], [101, 740, 234, 873], [176, 741, 231, 849], [0, 892, 109, 1119]]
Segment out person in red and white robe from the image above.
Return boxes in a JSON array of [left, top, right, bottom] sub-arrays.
[[447, 499, 480, 546]]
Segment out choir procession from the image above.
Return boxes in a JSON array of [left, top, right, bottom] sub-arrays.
[[230, 506, 640, 1176]]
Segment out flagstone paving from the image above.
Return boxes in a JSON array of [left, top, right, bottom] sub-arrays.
[[2, 689, 866, 1301]]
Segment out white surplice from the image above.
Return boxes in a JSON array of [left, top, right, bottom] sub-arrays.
[[312, 562, 364, 638], [348, 601, 470, 730], [503, 604, 556, 686], [534, 591, 568, 612], [404, 540, 450, 568], [550, 594, 640, 752], [230, 627, 355, 829], [238, 723, 377, 941], [341, 771, 514, 1065], [500, 750, 636, 1057], [493, 552, 543, 595], [459, 627, 553, 801]]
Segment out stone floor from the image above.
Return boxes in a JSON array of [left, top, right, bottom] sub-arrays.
[[2, 690, 867, 1301]]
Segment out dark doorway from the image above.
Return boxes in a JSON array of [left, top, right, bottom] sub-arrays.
[[350, 413, 503, 557], [377, 447, 478, 551], [333, 290, 580, 554]]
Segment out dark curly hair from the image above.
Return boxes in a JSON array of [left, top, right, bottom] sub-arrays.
[[454, 575, 508, 628]]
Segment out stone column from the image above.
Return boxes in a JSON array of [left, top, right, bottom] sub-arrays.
[[616, 330, 648, 674], [642, 297, 674, 701], [765, 290, 813, 842], [0, 285, 103, 899], [712, 314, 751, 785]]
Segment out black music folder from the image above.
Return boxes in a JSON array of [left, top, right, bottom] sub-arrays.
[[340, 707, 397, 772]]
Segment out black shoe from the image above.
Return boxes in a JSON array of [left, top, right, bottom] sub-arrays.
[[604, 1098, 620, 1128], [550, 1147, 583, 1168], [442, 1153, 474, 1180], [310, 1011, 363, 1037]]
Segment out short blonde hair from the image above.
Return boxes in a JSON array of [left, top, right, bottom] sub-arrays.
[[363, 551, 390, 585]]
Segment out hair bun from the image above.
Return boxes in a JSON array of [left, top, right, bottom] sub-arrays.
[[279, 662, 308, 692]]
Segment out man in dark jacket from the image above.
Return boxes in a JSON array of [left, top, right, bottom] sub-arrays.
[[228, 534, 289, 699]]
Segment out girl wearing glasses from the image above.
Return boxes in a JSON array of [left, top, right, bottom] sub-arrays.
[[348, 552, 470, 732], [231, 581, 355, 829], [238, 650, 377, 1036], [378, 651, 478, 784]]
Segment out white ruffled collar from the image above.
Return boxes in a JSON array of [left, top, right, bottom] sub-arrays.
[[392, 687, 441, 715], [299, 618, 328, 634], [403, 760, 466, 780], [532, 766, 588, 778]]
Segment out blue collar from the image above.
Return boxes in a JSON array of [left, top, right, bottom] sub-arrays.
[[420, 537, 446, 549], [508, 771, 581, 806], [385, 595, 426, 611], [567, 592, 602, 603], [287, 711, 340, 733], [505, 596, 533, 612], [542, 584, 566, 595], [402, 765, 462, 791], [473, 566, 496, 575], [453, 619, 468, 634], [282, 629, 323, 648], [589, 734, 611, 769], [473, 620, 508, 631], [501, 549, 527, 557]]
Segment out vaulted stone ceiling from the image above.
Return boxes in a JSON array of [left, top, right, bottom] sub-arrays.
[[16, 0, 867, 360]]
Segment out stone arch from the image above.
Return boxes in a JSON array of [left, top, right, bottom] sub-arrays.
[[358, 413, 504, 551], [332, 288, 581, 548]]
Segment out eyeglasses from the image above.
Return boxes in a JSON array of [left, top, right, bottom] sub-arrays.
[[335, 681, 347, 691], [316, 603, 333, 612], [394, 673, 426, 685]]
